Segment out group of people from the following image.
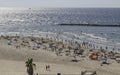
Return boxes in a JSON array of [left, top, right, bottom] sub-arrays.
[[1, 35, 120, 67], [46, 65, 50, 71]]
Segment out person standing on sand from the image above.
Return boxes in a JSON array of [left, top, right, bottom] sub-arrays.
[[48, 65, 50, 71], [46, 65, 48, 71], [46, 65, 51, 71]]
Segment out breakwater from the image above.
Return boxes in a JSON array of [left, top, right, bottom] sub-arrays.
[[58, 23, 120, 27]]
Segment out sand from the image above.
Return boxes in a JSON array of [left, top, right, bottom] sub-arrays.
[[0, 36, 120, 75]]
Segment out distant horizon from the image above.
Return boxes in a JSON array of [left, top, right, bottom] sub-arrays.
[[0, 0, 120, 8], [0, 7, 120, 9]]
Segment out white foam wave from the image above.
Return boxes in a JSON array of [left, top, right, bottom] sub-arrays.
[[82, 32, 107, 41]]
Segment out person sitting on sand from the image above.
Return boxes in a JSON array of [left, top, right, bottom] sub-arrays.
[[8, 39, 12, 45], [100, 55, 109, 66], [89, 53, 98, 60]]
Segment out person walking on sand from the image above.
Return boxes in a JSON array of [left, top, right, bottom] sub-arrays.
[[46, 65, 48, 71]]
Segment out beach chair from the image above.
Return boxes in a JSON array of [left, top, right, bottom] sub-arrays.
[[81, 70, 97, 75]]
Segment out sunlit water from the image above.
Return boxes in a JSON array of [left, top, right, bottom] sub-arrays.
[[0, 8, 120, 50]]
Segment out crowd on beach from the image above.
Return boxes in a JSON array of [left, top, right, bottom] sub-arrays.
[[0, 34, 120, 67]]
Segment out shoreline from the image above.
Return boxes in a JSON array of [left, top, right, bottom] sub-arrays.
[[1, 31, 120, 51]]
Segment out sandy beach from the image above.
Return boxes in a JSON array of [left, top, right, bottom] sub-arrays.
[[0, 35, 120, 75]]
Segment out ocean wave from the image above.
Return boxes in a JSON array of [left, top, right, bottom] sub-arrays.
[[82, 32, 107, 41]]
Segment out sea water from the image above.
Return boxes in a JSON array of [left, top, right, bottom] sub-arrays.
[[0, 8, 120, 50]]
